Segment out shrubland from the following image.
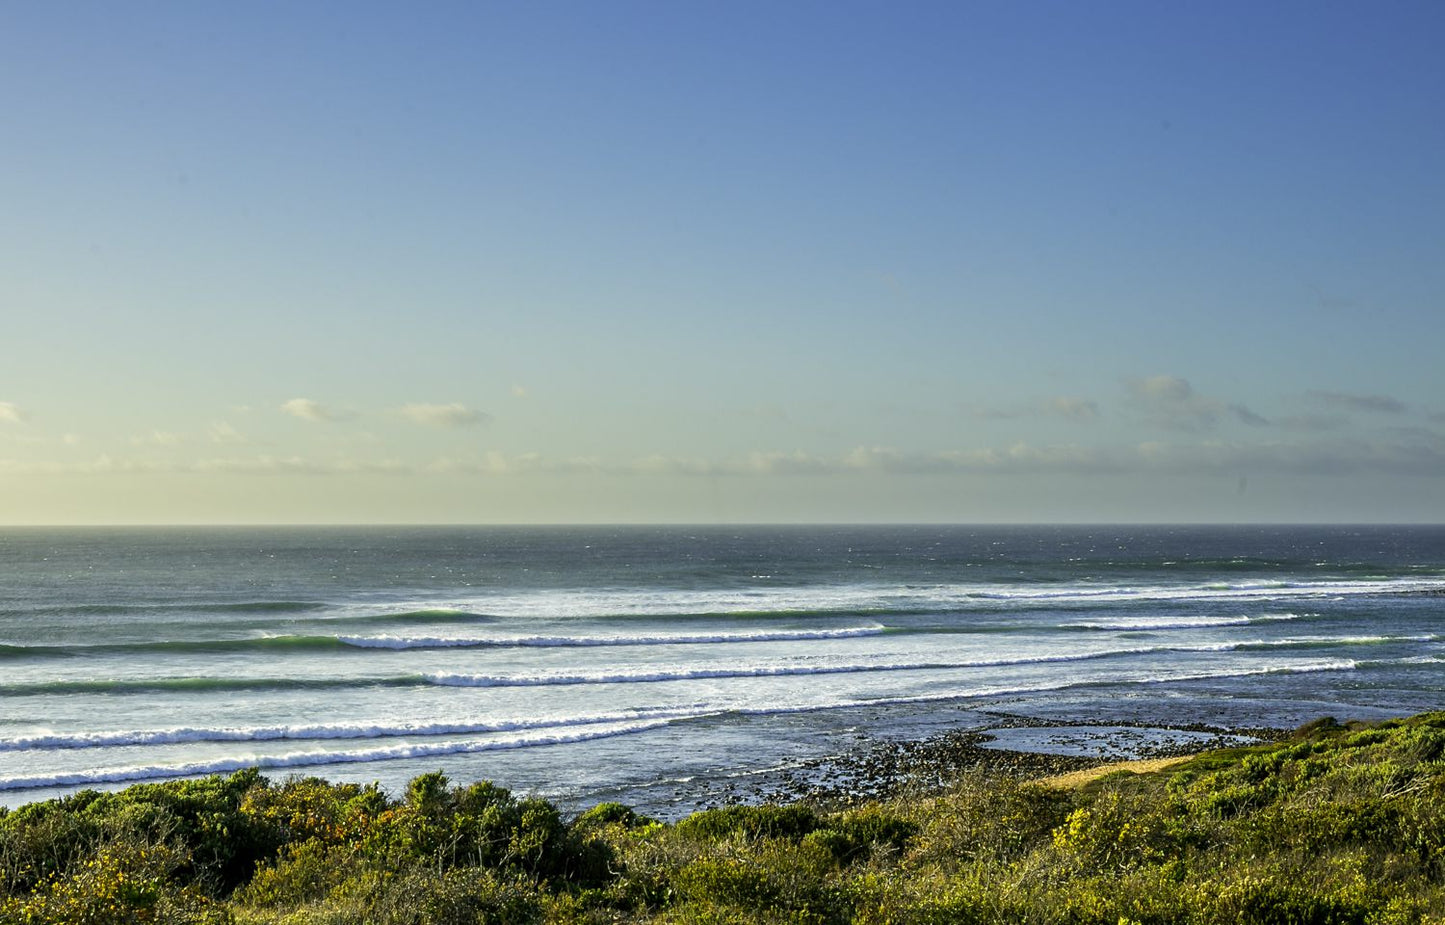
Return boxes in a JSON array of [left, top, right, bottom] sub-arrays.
[[3, 712, 1445, 923]]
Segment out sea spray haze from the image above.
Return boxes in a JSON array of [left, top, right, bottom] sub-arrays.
[[1, 525, 1442, 814]]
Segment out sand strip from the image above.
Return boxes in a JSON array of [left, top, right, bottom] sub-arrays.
[[1036, 755, 1194, 789]]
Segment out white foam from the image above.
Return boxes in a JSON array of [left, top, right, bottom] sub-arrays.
[[0, 707, 706, 753], [338, 624, 886, 649], [1130, 659, 1360, 684], [0, 718, 683, 791], [0, 654, 1377, 791], [421, 647, 1182, 689], [327, 575, 1445, 622], [1062, 612, 1306, 631]]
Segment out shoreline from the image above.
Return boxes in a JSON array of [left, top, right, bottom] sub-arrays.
[[639, 711, 1291, 816], [4, 710, 1439, 922]]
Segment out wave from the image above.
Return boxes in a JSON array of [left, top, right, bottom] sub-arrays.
[[1370, 654, 1445, 666], [0, 635, 351, 660], [0, 655, 1380, 790], [209, 574, 1444, 625], [0, 624, 888, 660], [1124, 658, 1361, 684], [0, 707, 706, 753], [337, 624, 887, 649], [676, 657, 1367, 725], [3, 626, 1417, 696], [0, 675, 431, 697], [1060, 613, 1303, 631], [0, 718, 685, 791], [421, 647, 1185, 688], [0, 645, 1176, 715], [1232, 634, 1438, 652], [6, 642, 1392, 752], [327, 608, 490, 625], [0, 601, 327, 618]]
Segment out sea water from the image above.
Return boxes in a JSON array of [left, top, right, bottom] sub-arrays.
[[1, 525, 1441, 815]]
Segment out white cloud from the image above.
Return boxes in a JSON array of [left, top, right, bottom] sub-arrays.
[[1045, 398, 1100, 420], [130, 431, 182, 447], [962, 397, 1100, 422], [399, 403, 490, 427], [0, 403, 25, 424], [427, 452, 594, 475], [1127, 376, 1268, 431], [191, 456, 412, 475], [281, 398, 339, 422], [209, 422, 248, 444], [0, 454, 413, 476], [3, 437, 1443, 482]]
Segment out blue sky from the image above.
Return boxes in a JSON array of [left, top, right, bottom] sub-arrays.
[[3, 1, 1443, 523]]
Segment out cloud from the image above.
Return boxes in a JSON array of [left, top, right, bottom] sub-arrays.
[[130, 431, 182, 447], [0, 454, 413, 476], [426, 453, 596, 475], [399, 403, 490, 427], [1127, 376, 1268, 431], [192, 456, 412, 475], [1381, 425, 1443, 443], [0, 403, 25, 424], [280, 398, 341, 422], [1307, 390, 1407, 414], [1045, 398, 1100, 420], [1274, 413, 1348, 433], [1229, 404, 1270, 427], [1126, 438, 1445, 477], [963, 397, 1100, 421], [6, 435, 1445, 483], [209, 422, 248, 444]]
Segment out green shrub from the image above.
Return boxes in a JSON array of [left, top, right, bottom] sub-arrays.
[[307, 863, 544, 925], [0, 796, 105, 894], [802, 806, 916, 864], [1198, 874, 1373, 925], [1050, 789, 1179, 873], [676, 805, 820, 842], [232, 837, 362, 910], [672, 837, 845, 923], [0, 835, 224, 925], [909, 774, 1069, 867], [572, 801, 650, 831]]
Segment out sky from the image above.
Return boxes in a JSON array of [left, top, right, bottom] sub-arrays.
[[3, 1, 1444, 524]]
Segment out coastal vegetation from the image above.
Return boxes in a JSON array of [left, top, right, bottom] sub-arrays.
[[3, 712, 1445, 923]]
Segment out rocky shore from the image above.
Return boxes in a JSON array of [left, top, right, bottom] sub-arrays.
[[685, 712, 1291, 811]]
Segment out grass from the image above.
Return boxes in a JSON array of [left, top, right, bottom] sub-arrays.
[[3, 712, 1445, 923]]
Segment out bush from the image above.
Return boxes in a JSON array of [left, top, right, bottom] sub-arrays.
[[908, 773, 1069, 867], [572, 801, 654, 832], [303, 863, 544, 925], [676, 805, 820, 842], [0, 835, 224, 925], [232, 837, 361, 909], [803, 806, 915, 864]]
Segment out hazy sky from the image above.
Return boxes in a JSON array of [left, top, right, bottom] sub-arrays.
[[3, 1, 1444, 524]]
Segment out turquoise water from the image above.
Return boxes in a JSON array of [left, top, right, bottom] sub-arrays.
[[1, 525, 1442, 814]]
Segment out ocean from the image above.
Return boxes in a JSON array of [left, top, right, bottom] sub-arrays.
[[1, 525, 1442, 816]]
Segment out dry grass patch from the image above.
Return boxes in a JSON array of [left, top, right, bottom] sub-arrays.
[[1036, 755, 1196, 790]]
